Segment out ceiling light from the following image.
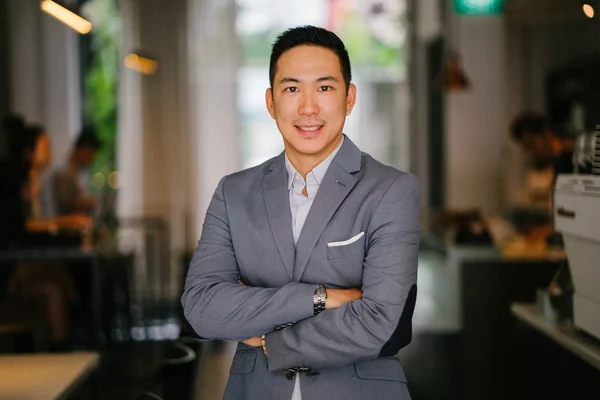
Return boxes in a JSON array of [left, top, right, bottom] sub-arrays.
[[40, 0, 92, 34], [124, 53, 159, 75]]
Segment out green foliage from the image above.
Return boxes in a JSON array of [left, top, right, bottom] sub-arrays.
[[337, 12, 402, 69], [240, 30, 280, 66], [82, 0, 120, 176]]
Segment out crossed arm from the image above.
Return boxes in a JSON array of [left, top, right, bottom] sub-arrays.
[[181, 177, 360, 341], [182, 173, 420, 371]]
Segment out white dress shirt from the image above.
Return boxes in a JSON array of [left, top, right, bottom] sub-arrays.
[[284, 137, 344, 400]]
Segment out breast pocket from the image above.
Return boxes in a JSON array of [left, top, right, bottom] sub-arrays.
[[327, 231, 365, 260]]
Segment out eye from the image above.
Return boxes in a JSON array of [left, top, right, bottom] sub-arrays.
[[285, 87, 298, 93], [318, 86, 332, 92]]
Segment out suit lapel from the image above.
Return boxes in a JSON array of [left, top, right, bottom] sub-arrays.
[[293, 137, 362, 281], [263, 155, 295, 280]]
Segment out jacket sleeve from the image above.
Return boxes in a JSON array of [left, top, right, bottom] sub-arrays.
[[264, 173, 420, 372], [181, 176, 317, 341]]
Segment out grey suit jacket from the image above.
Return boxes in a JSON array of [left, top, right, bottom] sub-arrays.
[[182, 136, 419, 400]]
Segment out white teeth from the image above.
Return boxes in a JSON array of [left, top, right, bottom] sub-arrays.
[[298, 126, 321, 132]]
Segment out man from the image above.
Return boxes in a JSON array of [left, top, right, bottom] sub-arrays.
[[182, 26, 419, 400], [54, 129, 100, 216], [510, 111, 574, 181]]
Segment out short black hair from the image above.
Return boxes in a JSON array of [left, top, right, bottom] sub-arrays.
[[510, 112, 549, 141], [2, 114, 26, 156], [26, 124, 46, 139], [269, 25, 352, 91], [1, 113, 25, 135], [75, 126, 100, 150]]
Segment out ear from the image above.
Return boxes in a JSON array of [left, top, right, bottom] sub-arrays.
[[265, 88, 275, 119], [345, 83, 357, 116]]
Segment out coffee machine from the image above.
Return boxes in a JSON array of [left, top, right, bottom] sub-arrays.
[[554, 128, 600, 340]]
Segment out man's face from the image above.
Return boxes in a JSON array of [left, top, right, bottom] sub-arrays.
[[266, 45, 356, 163], [33, 134, 52, 169]]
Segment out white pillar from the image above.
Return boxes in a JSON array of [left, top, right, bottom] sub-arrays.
[[117, 0, 241, 300], [445, 15, 507, 216], [117, 0, 190, 296], [187, 0, 241, 246]]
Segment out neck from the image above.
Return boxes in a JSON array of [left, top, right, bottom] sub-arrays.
[[286, 134, 343, 178]]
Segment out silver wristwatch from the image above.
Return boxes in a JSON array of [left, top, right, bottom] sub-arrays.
[[313, 284, 327, 315]]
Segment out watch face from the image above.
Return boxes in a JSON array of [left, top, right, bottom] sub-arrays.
[[318, 285, 327, 298]]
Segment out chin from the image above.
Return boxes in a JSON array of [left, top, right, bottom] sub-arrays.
[[288, 136, 330, 156]]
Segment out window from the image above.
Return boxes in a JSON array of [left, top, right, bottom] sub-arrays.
[[236, 0, 410, 170]]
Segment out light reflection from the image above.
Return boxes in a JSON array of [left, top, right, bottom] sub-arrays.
[[40, 0, 92, 34]]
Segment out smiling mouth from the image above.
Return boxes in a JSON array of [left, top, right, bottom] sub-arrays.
[[297, 126, 321, 131], [295, 125, 324, 136]]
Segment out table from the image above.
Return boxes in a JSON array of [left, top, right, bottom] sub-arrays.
[[0, 248, 104, 348], [0, 352, 99, 400], [511, 302, 600, 371]]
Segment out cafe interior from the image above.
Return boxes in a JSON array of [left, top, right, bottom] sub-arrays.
[[0, 0, 599, 399]]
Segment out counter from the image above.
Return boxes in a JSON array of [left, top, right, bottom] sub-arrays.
[[510, 302, 600, 371]]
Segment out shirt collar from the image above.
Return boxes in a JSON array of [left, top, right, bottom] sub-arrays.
[[285, 136, 344, 190]]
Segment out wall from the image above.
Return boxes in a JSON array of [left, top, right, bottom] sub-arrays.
[[6, 0, 82, 166], [445, 15, 507, 216]]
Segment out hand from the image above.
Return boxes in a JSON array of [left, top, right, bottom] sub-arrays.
[[242, 336, 262, 347], [325, 288, 362, 309]]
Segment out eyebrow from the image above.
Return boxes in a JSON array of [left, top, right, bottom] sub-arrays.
[[278, 76, 340, 85]]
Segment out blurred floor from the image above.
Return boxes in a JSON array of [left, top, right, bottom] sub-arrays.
[[400, 249, 465, 400], [413, 249, 460, 332]]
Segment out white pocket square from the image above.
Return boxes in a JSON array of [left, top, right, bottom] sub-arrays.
[[327, 231, 365, 247]]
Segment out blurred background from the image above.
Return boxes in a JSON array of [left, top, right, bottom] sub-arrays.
[[1, 0, 600, 399]]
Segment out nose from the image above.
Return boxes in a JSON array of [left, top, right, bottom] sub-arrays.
[[298, 92, 319, 116]]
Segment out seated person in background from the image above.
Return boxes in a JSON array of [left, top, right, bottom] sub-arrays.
[[510, 112, 574, 183], [24, 125, 53, 220], [8, 256, 79, 349], [0, 114, 31, 248], [3, 122, 80, 349], [509, 112, 575, 244], [54, 129, 100, 216], [23, 126, 91, 233]]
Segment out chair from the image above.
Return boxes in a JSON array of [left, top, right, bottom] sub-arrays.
[[0, 296, 48, 352]]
